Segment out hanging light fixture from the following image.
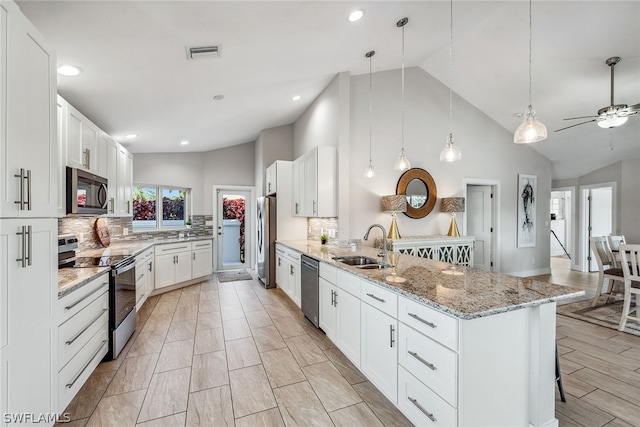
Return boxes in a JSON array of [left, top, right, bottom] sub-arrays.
[[440, 0, 462, 162], [393, 17, 411, 171], [364, 50, 376, 178], [514, 0, 547, 144]]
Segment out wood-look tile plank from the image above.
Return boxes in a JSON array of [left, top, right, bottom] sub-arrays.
[[165, 320, 196, 342], [239, 297, 264, 313], [352, 381, 413, 427], [252, 325, 287, 353], [273, 381, 334, 427], [556, 327, 631, 353], [155, 339, 194, 373], [302, 325, 335, 351], [581, 389, 640, 426], [563, 350, 640, 388], [196, 310, 222, 330], [153, 300, 179, 315], [302, 361, 362, 412], [285, 335, 328, 367], [234, 408, 285, 427], [105, 353, 159, 396], [561, 371, 598, 398], [135, 412, 186, 427], [222, 318, 252, 341], [555, 391, 616, 426], [260, 348, 306, 388], [559, 357, 583, 375], [323, 348, 367, 385], [177, 293, 199, 308], [141, 317, 172, 335], [273, 316, 307, 339], [193, 327, 225, 355], [186, 386, 234, 427], [85, 389, 146, 427], [63, 370, 116, 420], [221, 304, 245, 321], [604, 418, 635, 427], [196, 298, 220, 314], [246, 310, 275, 329], [127, 329, 168, 358], [557, 324, 620, 341], [264, 303, 293, 319], [225, 337, 261, 371], [172, 305, 198, 322], [190, 350, 229, 392], [138, 367, 191, 423], [571, 368, 640, 405], [555, 410, 587, 427], [228, 365, 277, 418], [329, 402, 384, 427], [55, 418, 88, 427], [558, 337, 640, 371]]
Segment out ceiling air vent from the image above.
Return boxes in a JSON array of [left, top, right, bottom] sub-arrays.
[[186, 45, 219, 60]]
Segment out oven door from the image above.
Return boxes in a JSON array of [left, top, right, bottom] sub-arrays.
[[112, 260, 136, 328]]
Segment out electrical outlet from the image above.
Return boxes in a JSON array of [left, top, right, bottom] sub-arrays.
[[123, 227, 129, 236]]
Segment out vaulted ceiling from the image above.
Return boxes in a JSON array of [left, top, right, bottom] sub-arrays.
[[17, 1, 640, 180]]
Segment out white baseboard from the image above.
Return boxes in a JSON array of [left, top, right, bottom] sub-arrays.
[[511, 267, 552, 277]]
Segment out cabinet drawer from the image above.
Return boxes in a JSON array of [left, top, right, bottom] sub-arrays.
[[336, 269, 361, 297], [399, 323, 457, 406], [285, 248, 301, 262], [58, 288, 108, 370], [398, 296, 458, 351], [319, 263, 337, 283], [192, 239, 213, 250], [398, 366, 457, 427], [155, 242, 192, 254], [58, 326, 109, 412], [58, 273, 110, 324], [361, 280, 397, 318]]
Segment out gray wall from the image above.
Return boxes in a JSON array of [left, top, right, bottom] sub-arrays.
[[254, 125, 294, 197]]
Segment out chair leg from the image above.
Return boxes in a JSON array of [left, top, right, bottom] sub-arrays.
[[591, 273, 605, 307], [618, 288, 631, 331], [556, 344, 566, 402]]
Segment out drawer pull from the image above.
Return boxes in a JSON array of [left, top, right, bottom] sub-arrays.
[[408, 350, 437, 371], [408, 312, 436, 328], [64, 284, 108, 311], [66, 340, 108, 388], [66, 309, 108, 345], [366, 293, 386, 303], [408, 396, 436, 422], [163, 246, 188, 251], [195, 243, 210, 247]]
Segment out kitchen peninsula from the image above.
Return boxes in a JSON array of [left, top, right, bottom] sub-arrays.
[[279, 240, 583, 427]]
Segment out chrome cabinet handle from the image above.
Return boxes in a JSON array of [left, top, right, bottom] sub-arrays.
[[25, 169, 32, 210], [163, 246, 188, 251], [278, 258, 281, 266], [65, 284, 108, 311], [290, 265, 294, 275], [408, 350, 437, 371], [127, 200, 131, 214], [26, 225, 32, 266], [295, 202, 299, 214], [148, 261, 152, 272], [67, 340, 107, 388], [109, 197, 115, 213], [192, 252, 196, 260], [408, 397, 436, 422], [408, 312, 436, 329], [330, 290, 335, 306], [313, 200, 317, 214], [14, 168, 25, 210], [66, 309, 108, 345], [83, 149, 90, 169], [390, 324, 395, 348], [366, 293, 385, 303], [16, 226, 27, 267]]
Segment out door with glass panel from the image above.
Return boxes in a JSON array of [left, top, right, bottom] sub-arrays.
[[215, 188, 252, 271]]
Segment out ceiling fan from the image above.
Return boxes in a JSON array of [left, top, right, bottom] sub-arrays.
[[555, 56, 640, 132]]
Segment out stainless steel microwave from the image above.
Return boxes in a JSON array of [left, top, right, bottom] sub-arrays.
[[66, 167, 108, 215]]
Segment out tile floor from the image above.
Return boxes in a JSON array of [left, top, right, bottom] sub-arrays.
[[59, 266, 640, 427]]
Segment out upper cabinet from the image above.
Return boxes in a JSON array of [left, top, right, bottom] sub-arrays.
[[265, 162, 277, 196], [63, 101, 100, 174], [0, 0, 58, 219], [292, 146, 337, 217]]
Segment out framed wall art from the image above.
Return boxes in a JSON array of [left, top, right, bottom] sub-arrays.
[[517, 174, 537, 248]]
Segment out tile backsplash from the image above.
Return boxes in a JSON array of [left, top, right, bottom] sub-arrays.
[[59, 215, 214, 252], [307, 217, 339, 243]]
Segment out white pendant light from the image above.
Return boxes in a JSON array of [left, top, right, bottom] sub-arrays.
[[393, 18, 411, 172], [440, 0, 462, 163], [514, 0, 547, 144], [364, 50, 376, 178]]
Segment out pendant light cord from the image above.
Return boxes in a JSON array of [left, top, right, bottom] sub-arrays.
[[369, 52, 373, 165], [528, 0, 532, 106], [401, 22, 405, 152], [449, 0, 453, 136]]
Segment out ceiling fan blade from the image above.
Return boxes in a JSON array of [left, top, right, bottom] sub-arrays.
[[554, 119, 597, 132], [564, 115, 599, 120]]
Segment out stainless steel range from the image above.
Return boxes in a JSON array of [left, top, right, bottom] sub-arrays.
[[74, 255, 136, 360]]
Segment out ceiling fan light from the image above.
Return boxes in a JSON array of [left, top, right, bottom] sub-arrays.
[[440, 134, 462, 162], [597, 115, 628, 128], [514, 105, 547, 143]]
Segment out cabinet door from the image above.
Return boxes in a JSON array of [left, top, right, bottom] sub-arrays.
[[154, 253, 176, 289], [290, 258, 301, 307], [105, 138, 118, 215], [265, 163, 276, 195], [175, 251, 192, 284], [336, 289, 361, 368], [65, 103, 85, 170], [135, 262, 147, 305], [82, 120, 99, 174], [56, 96, 67, 217], [319, 278, 337, 342], [275, 249, 285, 288], [304, 151, 317, 216], [146, 258, 155, 291], [192, 248, 213, 278], [291, 158, 303, 216], [117, 146, 132, 215], [1, 4, 57, 218], [361, 303, 398, 403]]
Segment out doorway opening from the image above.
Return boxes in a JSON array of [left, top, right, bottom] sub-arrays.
[[579, 183, 615, 272], [464, 179, 499, 272], [550, 189, 573, 275], [214, 186, 254, 272]]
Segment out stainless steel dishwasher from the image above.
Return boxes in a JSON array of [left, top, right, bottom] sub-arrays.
[[300, 254, 319, 328]]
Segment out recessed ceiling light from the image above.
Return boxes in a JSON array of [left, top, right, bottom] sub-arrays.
[[57, 65, 81, 77], [213, 94, 225, 101], [291, 95, 301, 102], [125, 133, 138, 139], [348, 9, 365, 23], [180, 140, 189, 146]]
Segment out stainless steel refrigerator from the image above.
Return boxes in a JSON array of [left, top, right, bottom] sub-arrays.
[[257, 196, 276, 288]]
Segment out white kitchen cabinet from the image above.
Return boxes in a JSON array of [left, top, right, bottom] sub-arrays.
[[265, 162, 277, 195], [192, 240, 213, 278], [56, 95, 67, 217], [275, 244, 287, 293], [319, 277, 337, 342], [103, 134, 119, 215], [361, 299, 398, 404], [0, 0, 58, 219], [291, 157, 304, 216], [116, 145, 133, 216], [135, 248, 154, 309], [292, 146, 337, 217], [1, 218, 58, 420], [335, 285, 360, 366], [277, 246, 301, 307], [64, 101, 100, 174]]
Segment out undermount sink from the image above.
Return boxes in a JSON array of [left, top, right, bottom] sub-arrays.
[[332, 256, 392, 269]]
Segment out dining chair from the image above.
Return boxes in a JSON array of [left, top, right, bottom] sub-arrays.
[[617, 244, 640, 331], [590, 236, 624, 307], [607, 235, 626, 267]]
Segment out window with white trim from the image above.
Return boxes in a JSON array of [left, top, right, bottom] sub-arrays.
[[133, 185, 190, 229]]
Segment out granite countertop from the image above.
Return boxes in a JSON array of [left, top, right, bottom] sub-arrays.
[[58, 235, 214, 298], [278, 240, 584, 320]]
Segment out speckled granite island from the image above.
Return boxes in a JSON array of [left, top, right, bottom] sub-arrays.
[[278, 240, 583, 427]]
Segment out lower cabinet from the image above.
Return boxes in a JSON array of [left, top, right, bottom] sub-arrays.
[[155, 240, 213, 290], [57, 273, 109, 412], [318, 277, 337, 341], [191, 240, 213, 278], [135, 247, 154, 310], [274, 244, 301, 307]]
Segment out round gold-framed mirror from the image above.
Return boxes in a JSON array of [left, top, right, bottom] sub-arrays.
[[396, 168, 437, 219]]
